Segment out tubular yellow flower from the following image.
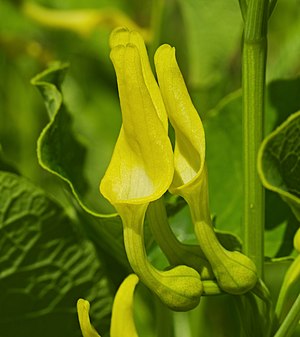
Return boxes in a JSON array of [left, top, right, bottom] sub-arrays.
[[22, 2, 151, 41], [110, 274, 139, 337], [77, 274, 139, 337], [100, 28, 202, 311], [155, 44, 258, 295], [77, 299, 101, 337]]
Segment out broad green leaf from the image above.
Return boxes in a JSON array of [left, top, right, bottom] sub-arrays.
[[264, 221, 289, 258], [264, 77, 300, 256], [264, 257, 293, 304], [204, 90, 243, 236], [258, 111, 300, 221], [264, 190, 299, 258], [76, 211, 130, 275], [265, 77, 300, 134], [32, 62, 115, 217], [0, 171, 113, 337]]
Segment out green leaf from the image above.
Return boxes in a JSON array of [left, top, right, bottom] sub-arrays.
[[265, 77, 300, 134], [264, 77, 300, 256], [264, 257, 293, 304], [76, 210, 130, 276], [258, 111, 300, 221], [31, 62, 116, 217], [204, 90, 243, 236], [0, 171, 113, 337], [264, 191, 299, 258]]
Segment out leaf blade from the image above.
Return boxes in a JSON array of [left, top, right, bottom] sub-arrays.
[[0, 171, 113, 337]]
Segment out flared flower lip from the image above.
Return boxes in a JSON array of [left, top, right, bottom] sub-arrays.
[[169, 157, 206, 195], [100, 173, 174, 206]]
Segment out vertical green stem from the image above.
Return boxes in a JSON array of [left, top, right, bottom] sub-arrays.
[[242, 0, 269, 277]]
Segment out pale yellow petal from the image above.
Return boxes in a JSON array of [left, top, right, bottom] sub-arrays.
[[109, 27, 168, 129], [77, 299, 101, 337], [154, 44, 206, 196], [100, 43, 173, 208], [22, 3, 151, 40], [110, 274, 139, 337]]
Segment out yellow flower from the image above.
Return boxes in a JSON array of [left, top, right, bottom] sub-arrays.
[[22, 2, 151, 41], [110, 274, 139, 337], [77, 299, 101, 337], [155, 44, 257, 295], [100, 27, 202, 311], [77, 274, 139, 337]]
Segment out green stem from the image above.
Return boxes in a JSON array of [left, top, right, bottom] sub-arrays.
[[189, 168, 257, 295], [242, 0, 269, 278], [273, 292, 300, 337], [146, 200, 224, 295], [147, 198, 185, 266], [146, 197, 213, 279], [122, 204, 203, 311]]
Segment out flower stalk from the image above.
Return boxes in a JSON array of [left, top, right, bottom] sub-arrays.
[[146, 197, 214, 280]]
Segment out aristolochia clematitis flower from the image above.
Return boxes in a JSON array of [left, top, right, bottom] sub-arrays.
[[77, 274, 139, 337], [154, 44, 258, 295], [100, 27, 202, 311]]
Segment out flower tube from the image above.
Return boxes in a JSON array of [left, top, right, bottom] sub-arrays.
[[100, 28, 202, 311], [155, 44, 257, 295]]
